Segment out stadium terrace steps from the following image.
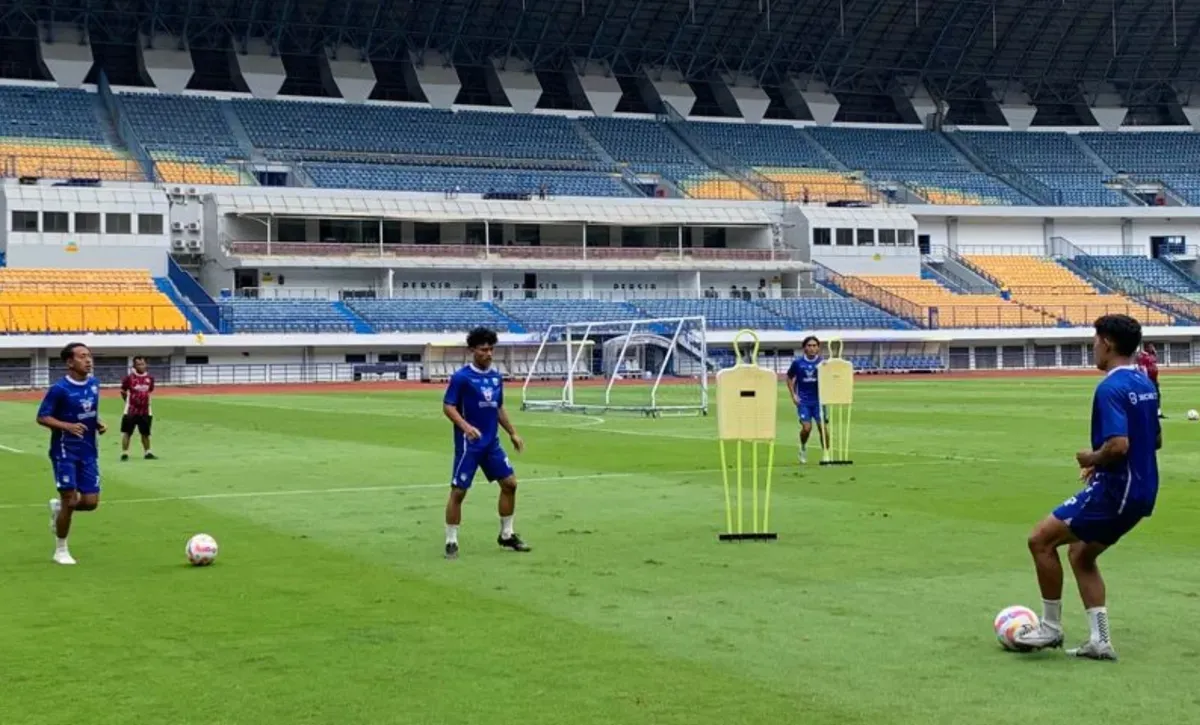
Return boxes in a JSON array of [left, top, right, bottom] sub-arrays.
[[855, 275, 1059, 328], [332, 301, 375, 334], [153, 278, 212, 334]]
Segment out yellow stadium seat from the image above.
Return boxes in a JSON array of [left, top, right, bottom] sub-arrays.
[[855, 275, 1059, 328], [961, 255, 1173, 325], [0, 138, 144, 181], [0, 268, 189, 334], [754, 168, 876, 203]]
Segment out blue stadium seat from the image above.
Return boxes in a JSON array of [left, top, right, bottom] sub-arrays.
[[119, 94, 243, 161], [304, 163, 633, 197], [234, 100, 602, 167], [807, 128, 1030, 204], [0, 86, 107, 143], [685, 122, 828, 167], [496, 300, 642, 331], [1072, 256, 1200, 294], [628, 299, 792, 330], [756, 298, 915, 330], [959, 132, 1127, 206], [219, 299, 355, 333], [1080, 132, 1200, 205], [346, 299, 513, 333]]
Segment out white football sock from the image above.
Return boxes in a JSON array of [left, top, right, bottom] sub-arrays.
[[500, 515, 514, 538], [55, 537, 69, 552], [1087, 606, 1111, 644], [445, 525, 458, 545], [1042, 599, 1062, 627]]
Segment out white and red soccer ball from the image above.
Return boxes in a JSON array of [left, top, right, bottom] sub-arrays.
[[994, 605, 1039, 651], [186, 533, 219, 566]]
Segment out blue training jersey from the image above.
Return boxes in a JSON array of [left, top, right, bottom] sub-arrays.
[[444, 364, 504, 451], [787, 355, 822, 404], [37, 375, 101, 461], [1091, 365, 1160, 512]]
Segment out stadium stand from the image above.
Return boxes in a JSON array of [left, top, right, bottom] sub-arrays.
[[958, 132, 1125, 206], [577, 116, 736, 196], [856, 275, 1059, 328], [756, 298, 914, 330], [0, 86, 143, 181], [118, 94, 248, 185], [1071, 255, 1200, 294], [1078, 132, 1200, 203], [962, 255, 1173, 325], [0, 269, 189, 334], [806, 127, 1030, 205], [218, 299, 360, 333], [303, 163, 633, 197], [345, 299, 516, 333], [628, 298, 792, 329], [496, 300, 642, 331]]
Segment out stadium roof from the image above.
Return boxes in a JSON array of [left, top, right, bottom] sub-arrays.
[[7, 0, 1200, 103]]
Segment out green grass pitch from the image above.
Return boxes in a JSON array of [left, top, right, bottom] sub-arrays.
[[2, 374, 1200, 725]]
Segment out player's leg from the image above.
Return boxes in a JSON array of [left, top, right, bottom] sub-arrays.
[[1013, 513, 1077, 649], [798, 407, 814, 463], [1155, 381, 1164, 418], [817, 405, 832, 461], [444, 449, 477, 559], [119, 415, 135, 461], [1065, 539, 1118, 660], [139, 416, 155, 459], [487, 448, 529, 552], [49, 459, 99, 564]]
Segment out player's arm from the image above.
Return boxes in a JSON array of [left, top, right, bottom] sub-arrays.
[[442, 375, 480, 440], [1076, 386, 1129, 468], [785, 363, 799, 403], [120, 374, 130, 401], [35, 387, 85, 437], [498, 405, 524, 452]]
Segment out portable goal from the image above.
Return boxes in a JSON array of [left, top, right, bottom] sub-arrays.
[[520, 316, 709, 417]]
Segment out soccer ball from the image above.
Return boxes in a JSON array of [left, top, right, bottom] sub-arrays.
[[185, 533, 219, 566], [993, 605, 1039, 651], [1187, 409, 1199, 421]]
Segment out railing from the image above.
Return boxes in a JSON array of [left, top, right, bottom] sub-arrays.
[[1050, 236, 1200, 323], [273, 148, 607, 173], [0, 154, 146, 182], [812, 262, 927, 327], [225, 241, 804, 262], [0, 304, 190, 334]]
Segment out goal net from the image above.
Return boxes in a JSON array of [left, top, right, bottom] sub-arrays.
[[520, 316, 709, 416]]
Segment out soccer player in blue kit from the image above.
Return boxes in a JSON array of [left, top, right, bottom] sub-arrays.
[[442, 327, 529, 560], [786, 336, 829, 464], [1015, 314, 1161, 661], [37, 342, 107, 566]]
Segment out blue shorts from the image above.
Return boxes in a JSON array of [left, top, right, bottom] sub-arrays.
[[450, 444, 514, 490], [51, 457, 101, 495], [798, 401, 827, 424], [1052, 475, 1147, 546]]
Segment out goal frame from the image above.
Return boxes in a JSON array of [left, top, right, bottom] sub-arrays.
[[519, 316, 709, 417]]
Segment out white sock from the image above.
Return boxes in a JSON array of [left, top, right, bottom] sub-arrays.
[[445, 525, 458, 545], [1042, 599, 1062, 627], [55, 537, 68, 552], [500, 515, 514, 539], [1087, 606, 1111, 644]]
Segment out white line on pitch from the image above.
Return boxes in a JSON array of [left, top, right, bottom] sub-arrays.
[[0, 443, 24, 454], [0, 458, 945, 510]]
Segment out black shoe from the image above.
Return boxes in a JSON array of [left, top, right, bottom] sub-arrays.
[[144, 453, 157, 460], [445, 542, 459, 560], [120, 454, 128, 461], [497, 533, 531, 552]]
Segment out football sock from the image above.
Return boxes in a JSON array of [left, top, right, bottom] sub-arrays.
[[500, 516, 514, 539], [1087, 607, 1110, 644], [55, 537, 68, 552], [1042, 599, 1062, 627], [445, 525, 458, 545]]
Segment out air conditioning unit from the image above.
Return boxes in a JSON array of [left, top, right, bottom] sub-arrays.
[[171, 187, 183, 196], [186, 239, 202, 251], [186, 222, 200, 232], [171, 221, 184, 231], [186, 187, 197, 196], [171, 239, 186, 251]]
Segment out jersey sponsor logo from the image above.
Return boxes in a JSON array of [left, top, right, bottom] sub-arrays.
[[1128, 391, 1157, 405]]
